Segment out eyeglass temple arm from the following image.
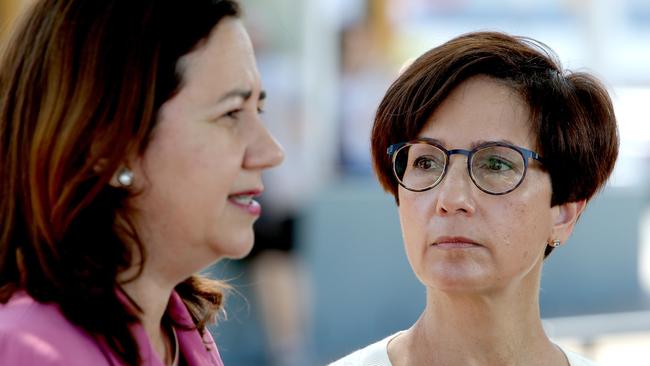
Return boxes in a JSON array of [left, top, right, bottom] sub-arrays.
[[526, 149, 544, 163], [387, 143, 405, 155]]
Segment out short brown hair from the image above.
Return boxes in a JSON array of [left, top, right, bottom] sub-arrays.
[[372, 32, 618, 209]]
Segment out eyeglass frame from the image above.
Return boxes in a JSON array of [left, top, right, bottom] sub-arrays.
[[387, 138, 544, 195]]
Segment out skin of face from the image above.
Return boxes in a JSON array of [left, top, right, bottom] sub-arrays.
[[397, 75, 557, 295], [125, 18, 284, 277]]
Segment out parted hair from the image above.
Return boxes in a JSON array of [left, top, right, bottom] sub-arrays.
[[0, 0, 240, 364], [372, 31, 618, 209]]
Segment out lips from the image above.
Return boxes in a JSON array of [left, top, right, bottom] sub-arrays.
[[228, 189, 262, 216], [432, 236, 481, 249]]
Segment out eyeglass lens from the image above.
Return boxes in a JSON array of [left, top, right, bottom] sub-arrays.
[[393, 143, 526, 194]]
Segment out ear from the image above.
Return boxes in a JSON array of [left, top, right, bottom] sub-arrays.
[[91, 158, 131, 188], [88, 130, 140, 188], [550, 199, 587, 244], [92, 158, 109, 175]]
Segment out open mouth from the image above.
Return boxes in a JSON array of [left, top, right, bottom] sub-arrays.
[[228, 191, 262, 216], [229, 194, 254, 205]]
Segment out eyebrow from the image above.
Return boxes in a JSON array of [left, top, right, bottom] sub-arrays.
[[419, 137, 446, 146], [470, 139, 518, 149], [418, 137, 519, 149], [218, 88, 266, 103]]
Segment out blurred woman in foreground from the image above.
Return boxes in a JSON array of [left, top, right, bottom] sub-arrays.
[[0, 0, 283, 364]]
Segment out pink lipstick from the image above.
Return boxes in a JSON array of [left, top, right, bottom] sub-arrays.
[[228, 190, 262, 216]]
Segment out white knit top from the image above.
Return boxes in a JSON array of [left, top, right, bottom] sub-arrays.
[[329, 332, 598, 366]]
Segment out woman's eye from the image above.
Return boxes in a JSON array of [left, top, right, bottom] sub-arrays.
[[484, 157, 513, 171], [413, 156, 440, 171], [225, 109, 242, 119], [416, 159, 432, 170]]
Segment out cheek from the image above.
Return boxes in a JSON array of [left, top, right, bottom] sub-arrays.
[[398, 191, 423, 236], [497, 191, 552, 265], [398, 190, 434, 258], [133, 128, 245, 223], [149, 122, 242, 181], [192, 142, 241, 180]]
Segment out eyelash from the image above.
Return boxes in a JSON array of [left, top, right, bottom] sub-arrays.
[[225, 109, 242, 118], [225, 107, 265, 119]]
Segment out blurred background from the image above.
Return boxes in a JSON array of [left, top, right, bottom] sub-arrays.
[[2, 0, 650, 365]]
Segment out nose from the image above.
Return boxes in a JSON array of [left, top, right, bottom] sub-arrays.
[[434, 156, 476, 216], [243, 121, 285, 170]]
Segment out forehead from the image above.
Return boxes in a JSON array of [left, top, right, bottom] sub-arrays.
[[419, 75, 535, 148], [176, 18, 259, 96]]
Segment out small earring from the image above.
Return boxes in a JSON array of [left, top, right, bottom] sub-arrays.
[[549, 239, 561, 248], [117, 168, 134, 187]]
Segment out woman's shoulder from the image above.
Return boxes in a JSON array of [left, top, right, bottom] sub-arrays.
[[328, 331, 403, 366], [0, 291, 110, 366]]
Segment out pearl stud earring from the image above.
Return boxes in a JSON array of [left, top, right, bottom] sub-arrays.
[[117, 168, 134, 187]]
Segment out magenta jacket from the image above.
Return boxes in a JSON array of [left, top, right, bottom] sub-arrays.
[[0, 290, 224, 365]]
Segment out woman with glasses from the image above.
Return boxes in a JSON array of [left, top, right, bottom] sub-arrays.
[[0, 0, 283, 365], [331, 31, 617, 366]]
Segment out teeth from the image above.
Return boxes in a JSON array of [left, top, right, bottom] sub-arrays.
[[231, 195, 253, 205]]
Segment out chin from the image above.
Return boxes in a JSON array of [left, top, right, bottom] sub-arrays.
[[215, 233, 255, 259], [228, 245, 254, 259], [427, 279, 489, 294], [419, 266, 491, 293]]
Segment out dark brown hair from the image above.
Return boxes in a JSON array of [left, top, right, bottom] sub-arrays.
[[371, 32, 618, 256], [0, 0, 240, 364]]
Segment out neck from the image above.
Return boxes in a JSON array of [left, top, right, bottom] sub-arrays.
[[393, 267, 567, 366], [115, 215, 192, 365], [119, 264, 177, 364], [417, 293, 547, 364]]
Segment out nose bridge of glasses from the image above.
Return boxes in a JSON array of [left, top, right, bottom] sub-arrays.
[[440, 148, 473, 183], [446, 148, 472, 160], [445, 148, 473, 171], [434, 148, 476, 211]]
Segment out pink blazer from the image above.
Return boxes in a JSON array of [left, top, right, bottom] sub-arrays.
[[0, 290, 225, 365]]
